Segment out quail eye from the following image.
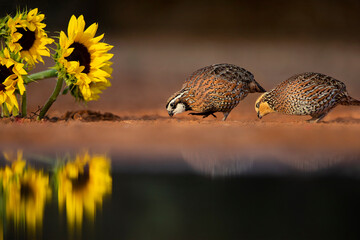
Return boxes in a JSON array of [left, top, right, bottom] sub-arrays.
[[256, 102, 260, 108], [170, 103, 175, 108]]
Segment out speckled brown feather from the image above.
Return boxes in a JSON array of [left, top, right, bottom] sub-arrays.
[[263, 72, 359, 121], [168, 63, 265, 118]]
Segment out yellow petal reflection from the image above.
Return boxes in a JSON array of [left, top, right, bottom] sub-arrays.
[[0, 150, 112, 237], [57, 152, 112, 230], [5, 168, 51, 231], [0, 153, 51, 234]]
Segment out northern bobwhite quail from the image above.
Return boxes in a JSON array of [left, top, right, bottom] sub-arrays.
[[255, 72, 360, 122], [166, 63, 266, 121]]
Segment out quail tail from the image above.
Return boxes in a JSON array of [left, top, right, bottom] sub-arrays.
[[249, 80, 266, 93], [341, 96, 360, 106]]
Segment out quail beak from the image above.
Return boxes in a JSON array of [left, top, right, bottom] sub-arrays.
[[257, 111, 262, 119], [168, 111, 174, 117]]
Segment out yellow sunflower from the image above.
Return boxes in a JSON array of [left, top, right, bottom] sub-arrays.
[[57, 152, 112, 230], [5, 8, 53, 66], [0, 48, 27, 116], [55, 15, 113, 102]]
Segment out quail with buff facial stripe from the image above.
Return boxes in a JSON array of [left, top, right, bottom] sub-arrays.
[[166, 63, 266, 121], [255, 72, 360, 123]]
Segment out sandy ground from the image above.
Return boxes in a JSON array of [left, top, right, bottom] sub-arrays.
[[1, 37, 360, 173]]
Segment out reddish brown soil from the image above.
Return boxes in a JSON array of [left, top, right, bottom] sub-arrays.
[[1, 37, 360, 171]]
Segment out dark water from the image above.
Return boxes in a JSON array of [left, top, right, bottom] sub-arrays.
[[1, 153, 360, 240]]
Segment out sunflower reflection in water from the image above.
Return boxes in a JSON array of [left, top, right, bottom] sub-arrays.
[[57, 152, 112, 230], [0, 151, 51, 234]]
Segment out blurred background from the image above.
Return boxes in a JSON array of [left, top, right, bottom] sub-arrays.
[[1, 2, 360, 239], [1, 0, 360, 115], [2, 0, 360, 39]]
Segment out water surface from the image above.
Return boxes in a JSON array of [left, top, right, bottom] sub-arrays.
[[1, 151, 359, 240]]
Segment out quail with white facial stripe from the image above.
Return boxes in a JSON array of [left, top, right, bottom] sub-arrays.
[[166, 63, 266, 121]]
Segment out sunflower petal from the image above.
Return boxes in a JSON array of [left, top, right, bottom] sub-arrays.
[[84, 23, 98, 38], [77, 15, 86, 33], [68, 15, 77, 40], [0, 94, 5, 104]]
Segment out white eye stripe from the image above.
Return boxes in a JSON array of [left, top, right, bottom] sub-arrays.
[[172, 91, 187, 102], [167, 91, 188, 111]]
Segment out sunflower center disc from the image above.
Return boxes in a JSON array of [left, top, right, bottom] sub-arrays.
[[20, 182, 36, 200], [0, 64, 14, 91], [16, 28, 36, 51], [66, 42, 91, 74], [71, 164, 90, 191]]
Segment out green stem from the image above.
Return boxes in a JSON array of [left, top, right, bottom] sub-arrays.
[[23, 69, 58, 84], [37, 77, 64, 120], [1, 103, 9, 117], [21, 91, 27, 117]]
